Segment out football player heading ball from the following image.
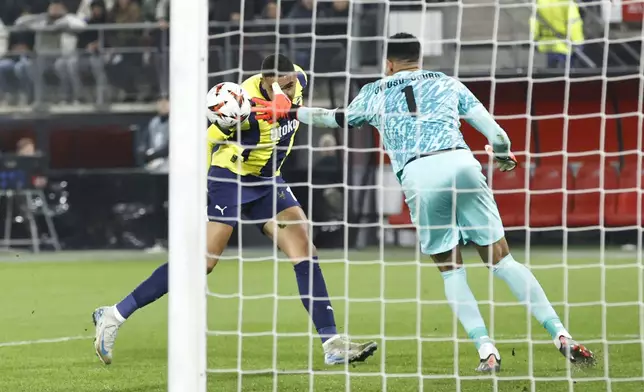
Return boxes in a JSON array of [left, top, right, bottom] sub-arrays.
[[91, 54, 377, 366]]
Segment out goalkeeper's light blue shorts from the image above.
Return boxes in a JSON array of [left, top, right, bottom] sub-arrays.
[[400, 149, 505, 255]]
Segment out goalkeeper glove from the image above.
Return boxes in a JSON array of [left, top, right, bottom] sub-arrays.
[[251, 82, 292, 122], [485, 145, 517, 172]]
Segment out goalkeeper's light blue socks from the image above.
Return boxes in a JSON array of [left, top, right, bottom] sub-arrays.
[[115, 262, 169, 321], [441, 267, 498, 359], [492, 254, 570, 341], [293, 258, 337, 343]]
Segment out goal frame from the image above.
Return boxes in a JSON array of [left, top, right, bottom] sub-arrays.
[[168, 0, 209, 391]]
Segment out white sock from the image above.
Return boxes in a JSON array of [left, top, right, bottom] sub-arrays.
[[478, 342, 500, 360], [553, 329, 572, 349], [112, 305, 126, 324]]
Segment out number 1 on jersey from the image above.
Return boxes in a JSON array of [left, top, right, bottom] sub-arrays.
[[402, 85, 417, 117]]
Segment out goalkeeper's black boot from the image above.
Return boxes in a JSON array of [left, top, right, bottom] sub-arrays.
[[558, 336, 596, 365], [476, 354, 501, 373]]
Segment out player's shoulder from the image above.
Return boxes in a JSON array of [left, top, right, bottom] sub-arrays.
[[293, 64, 308, 89], [241, 74, 264, 99]]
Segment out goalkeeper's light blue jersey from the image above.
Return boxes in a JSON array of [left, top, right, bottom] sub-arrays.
[[346, 70, 482, 179]]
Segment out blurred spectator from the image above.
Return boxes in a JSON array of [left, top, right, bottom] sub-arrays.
[[105, 0, 143, 101], [330, 0, 349, 16], [141, 0, 169, 98], [262, 1, 278, 19], [1, 1, 85, 104], [0, 1, 29, 25], [288, 0, 323, 69], [77, 0, 115, 19], [142, 97, 169, 171], [0, 18, 8, 58], [142, 0, 169, 27], [16, 137, 47, 188], [210, 0, 262, 22], [16, 137, 37, 156], [69, 0, 108, 103], [0, 16, 35, 105], [531, 0, 585, 68], [315, 133, 340, 172], [320, 0, 349, 45]]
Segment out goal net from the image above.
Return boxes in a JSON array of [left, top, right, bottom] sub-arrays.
[[170, 0, 643, 391]]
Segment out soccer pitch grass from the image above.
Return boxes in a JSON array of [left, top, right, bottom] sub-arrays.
[[1, 247, 643, 392]]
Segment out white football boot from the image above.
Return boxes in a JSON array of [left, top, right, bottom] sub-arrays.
[[323, 334, 378, 365], [475, 342, 502, 373], [92, 306, 122, 365]]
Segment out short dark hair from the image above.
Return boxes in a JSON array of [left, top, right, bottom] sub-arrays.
[[261, 54, 294, 78], [386, 33, 421, 63]]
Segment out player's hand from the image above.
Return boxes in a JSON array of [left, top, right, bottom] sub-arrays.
[[251, 82, 292, 122], [485, 145, 517, 172]]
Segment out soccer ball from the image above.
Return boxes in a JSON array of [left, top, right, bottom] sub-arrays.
[[206, 82, 251, 128]]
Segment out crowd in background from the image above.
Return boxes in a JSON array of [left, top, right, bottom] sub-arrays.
[[0, 0, 351, 106], [0, 0, 172, 105], [0, 0, 640, 107]]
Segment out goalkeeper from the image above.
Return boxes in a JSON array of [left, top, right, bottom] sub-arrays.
[[92, 54, 377, 366], [253, 33, 595, 372]]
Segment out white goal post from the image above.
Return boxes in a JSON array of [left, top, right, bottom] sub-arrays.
[[168, 0, 209, 391]]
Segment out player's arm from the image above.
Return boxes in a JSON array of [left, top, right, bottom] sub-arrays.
[[252, 82, 369, 128], [298, 84, 371, 128], [456, 79, 517, 171]]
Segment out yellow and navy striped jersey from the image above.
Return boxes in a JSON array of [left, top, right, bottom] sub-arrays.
[[207, 64, 307, 177]]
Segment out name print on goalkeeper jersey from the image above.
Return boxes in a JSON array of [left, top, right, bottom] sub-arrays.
[[346, 70, 482, 178]]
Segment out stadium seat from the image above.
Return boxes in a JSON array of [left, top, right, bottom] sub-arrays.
[[567, 163, 618, 227], [529, 165, 565, 228], [618, 98, 643, 168], [606, 164, 643, 227], [489, 168, 526, 227]]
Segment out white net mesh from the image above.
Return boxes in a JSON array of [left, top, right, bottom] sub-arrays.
[[201, 0, 643, 391]]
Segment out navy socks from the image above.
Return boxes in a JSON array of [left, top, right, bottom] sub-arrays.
[[114, 258, 339, 345], [293, 258, 337, 343], [116, 263, 169, 320]]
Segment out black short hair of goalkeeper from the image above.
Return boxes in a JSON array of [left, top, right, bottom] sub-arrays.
[[261, 54, 294, 78], [387, 33, 421, 63]]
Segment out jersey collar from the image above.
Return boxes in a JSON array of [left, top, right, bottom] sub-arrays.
[[259, 83, 271, 100]]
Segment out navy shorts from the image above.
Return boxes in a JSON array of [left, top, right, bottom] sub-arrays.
[[207, 166, 300, 228]]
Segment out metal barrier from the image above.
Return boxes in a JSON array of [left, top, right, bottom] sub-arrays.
[[0, 18, 351, 110]]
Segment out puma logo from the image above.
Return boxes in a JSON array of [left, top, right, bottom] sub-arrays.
[[214, 205, 227, 215]]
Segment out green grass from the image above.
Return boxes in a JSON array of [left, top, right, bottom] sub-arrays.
[[0, 248, 643, 392]]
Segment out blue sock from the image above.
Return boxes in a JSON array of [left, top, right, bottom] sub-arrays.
[[293, 258, 337, 343], [442, 267, 492, 350], [116, 263, 169, 320], [492, 254, 565, 339]]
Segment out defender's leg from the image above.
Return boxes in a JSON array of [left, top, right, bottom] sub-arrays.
[[93, 167, 240, 365], [258, 195, 377, 365], [92, 222, 233, 365]]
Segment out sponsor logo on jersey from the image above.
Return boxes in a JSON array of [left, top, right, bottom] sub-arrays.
[[271, 119, 299, 141]]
